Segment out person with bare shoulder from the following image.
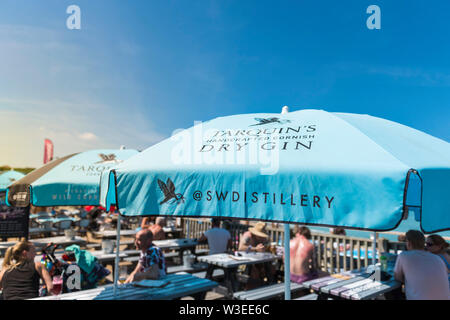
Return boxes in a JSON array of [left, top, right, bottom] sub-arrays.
[[149, 217, 166, 241], [238, 222, 272, 289], [238, 222, 269, 253], [288, 226, 319, 284], [140, 216, 156, 230]]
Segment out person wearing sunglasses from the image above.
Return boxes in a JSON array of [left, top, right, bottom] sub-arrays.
[[425, 235, 450, 273], [394, 230, 450, 300]]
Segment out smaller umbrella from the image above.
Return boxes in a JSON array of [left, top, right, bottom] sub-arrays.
[[6, 149, 139, 207], [0, 170, 25, 192]]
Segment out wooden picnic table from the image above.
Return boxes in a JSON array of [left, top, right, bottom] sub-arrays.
[[28, 227, 59, 236], [197, 252, 279, 298], [88, 250, 128, 264], [35, 217, 78, 223], [94, 229, 137, 239], [152, 238, 198, 250], [162, 227, 183, 238], [93, 228, 181, 240], [301, 268, 402, 300], [31, 236, 87, 249], [233, 281, 307, 300], [29, 273, 218, 300], [152, 238, 199, 262], [0, 249, 126, 264], [121, 239, 199, 268], [0, 236, 87, 255], [153, 239, 198, 261]]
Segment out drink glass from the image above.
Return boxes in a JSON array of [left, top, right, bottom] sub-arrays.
[[119, 265, 128, 284], [52, 275, 63, 295]]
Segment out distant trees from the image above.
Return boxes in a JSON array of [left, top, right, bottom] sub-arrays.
[[0, 166, 35, 174]]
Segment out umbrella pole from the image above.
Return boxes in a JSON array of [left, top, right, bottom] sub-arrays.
[[284, 224, 291, 300], [281, 106, 291, 300], [113, 213, 121, 298], [372, 231, 377, 265]]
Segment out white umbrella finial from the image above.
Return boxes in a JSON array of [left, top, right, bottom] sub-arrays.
[[281, 106, 289, 114], [119, 145, 126, 150]]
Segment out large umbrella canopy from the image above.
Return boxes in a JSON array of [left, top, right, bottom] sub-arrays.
[[100, 110, 450, 233], [0, 170, 25, 191], [7, 149, 139, 207]]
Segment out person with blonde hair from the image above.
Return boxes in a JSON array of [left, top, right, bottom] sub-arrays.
[[425, 234, 450, 273], [0, 241, 54, 300]]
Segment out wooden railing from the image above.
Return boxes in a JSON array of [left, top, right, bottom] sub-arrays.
[[179, 218, 406, 274], [310, 233, 389, 273], [386, 241, 407, 254]]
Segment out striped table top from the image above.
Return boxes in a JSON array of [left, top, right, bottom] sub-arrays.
[[301, 268, 401, 300], [197, 252, 279, 268]]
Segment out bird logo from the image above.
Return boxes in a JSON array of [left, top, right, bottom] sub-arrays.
[[95, 154, 123, 164], [157, 178, 185, 205], [250, 117, 291, 126]]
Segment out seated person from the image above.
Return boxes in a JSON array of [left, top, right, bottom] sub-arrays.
[[86, 207, 103, 232], [238, 222, 269, 253], [394, 230, 450, 300], [238, 222, 272, 289], [330, 227, 346, 236], [92, 207, 115, 231], [125, 229, 166, 283], [288, 226, 318, 284], [0, 241, 54, 300], [140, 216, 156, 230], [425, 234, 450, 273], [198, 218, 232, 254], [149, 217, 166, 241]]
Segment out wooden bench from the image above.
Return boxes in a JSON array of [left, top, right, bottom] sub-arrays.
[[192, 268, 225, 281], [166, 263, 209, 274], [120, 240, 135, 249], [122, 257, 210, 275], [123, 251, 180, 264], [233, 282, 308, 300], [124, 256, 140, 263], [294, 293, 319, 300], [194, 248, 210, 256], [86, 243, 102, 250]]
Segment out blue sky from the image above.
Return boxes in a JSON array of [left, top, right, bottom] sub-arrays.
[[1, 1, 450, 167]]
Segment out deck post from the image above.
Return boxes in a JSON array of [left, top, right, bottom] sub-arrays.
[[113, 213, 121, 298], [372, 232, 377, 266], [284, 223, 291, 300]]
